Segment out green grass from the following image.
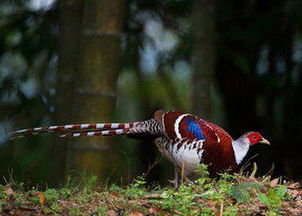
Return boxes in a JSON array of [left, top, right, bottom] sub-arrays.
[[0, 165, 301, 216]]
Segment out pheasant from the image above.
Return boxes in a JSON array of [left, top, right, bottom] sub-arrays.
[[11, 110, 270, 187]]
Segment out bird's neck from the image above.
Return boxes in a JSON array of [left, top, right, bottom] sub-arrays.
[[232, 138, 250, 165]]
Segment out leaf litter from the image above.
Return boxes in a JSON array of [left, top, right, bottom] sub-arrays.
[[0, 175, 301, 216]]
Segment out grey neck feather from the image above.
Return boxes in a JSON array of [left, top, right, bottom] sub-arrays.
[[232, 137, 250, 165]]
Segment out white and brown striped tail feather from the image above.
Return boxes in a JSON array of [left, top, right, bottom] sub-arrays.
[[60, 128, 132, 137], [10, 119, 161, 140]]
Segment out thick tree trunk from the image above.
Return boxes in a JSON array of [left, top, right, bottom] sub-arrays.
[[192, 0, 217, 120], [57, 0, 84, 123], [54, 0, 84, 183], [66, 0, 125, 180]]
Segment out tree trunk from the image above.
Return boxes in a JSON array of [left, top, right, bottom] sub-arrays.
[[66, 0, 125, 181], [57, 1, 84, 124], [53, 0, 84, 183], [191, 0, 217, 121]]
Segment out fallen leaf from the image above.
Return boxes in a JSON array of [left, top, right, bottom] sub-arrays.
[[110, 191, 123, 199], [143, 193, 161, 199], [270, 178, 279, 187], [107, 210, 119, 216], [148, 207, 160, 214], [288, 182, 300, 189], [38, 193, 45, 205], [5, 187, 14, 196], [43, 207, 53, 214], [130, 211, 144, 216]]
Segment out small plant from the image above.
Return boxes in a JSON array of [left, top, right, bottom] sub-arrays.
[[196, 163, 209, 177], [94, 205, 108, 215], [50, 202, 62, 212], [44, 189, 60, 204], [85, 175, 98, 190], [132, 176, 147, 188], [196, 164, 211, 186], [257, 185, 288, 215], [109, 183, 123, 193], [60, 188, 72, 199], [0, 201, 4, 211], [0, 193, 7, 200], [70, 207, 82, 215], [230, 181, 262, 203], [124, 176, 147, 198], [28, 195, 40, 204]]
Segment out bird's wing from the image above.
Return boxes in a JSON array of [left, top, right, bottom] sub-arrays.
[[156, 110, 220, 143]]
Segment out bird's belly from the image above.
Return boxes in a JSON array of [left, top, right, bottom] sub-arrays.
[[173, 144, 201, 176], [155, 137, 203, 176]]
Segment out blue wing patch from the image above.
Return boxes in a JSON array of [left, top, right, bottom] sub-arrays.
[[185, 118, 205, 140]]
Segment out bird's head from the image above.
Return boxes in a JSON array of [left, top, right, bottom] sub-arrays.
[[232, 131, 270, 165], [243, 131, 270, 146]]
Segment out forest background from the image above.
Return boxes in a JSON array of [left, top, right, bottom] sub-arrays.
[[0, 0, 301, 187]]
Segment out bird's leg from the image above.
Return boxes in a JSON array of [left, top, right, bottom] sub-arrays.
[[174, 166, 179, 189], [185, 177, 194, 185]]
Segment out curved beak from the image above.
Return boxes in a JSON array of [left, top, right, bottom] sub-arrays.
[[259, 137, 270, 145]]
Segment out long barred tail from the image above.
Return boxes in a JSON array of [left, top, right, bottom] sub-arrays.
[[10, 119, 161, 140], [60, 128, 132, 137]]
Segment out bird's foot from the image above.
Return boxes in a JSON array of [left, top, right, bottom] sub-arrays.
[[168, 178, 179, 189]]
